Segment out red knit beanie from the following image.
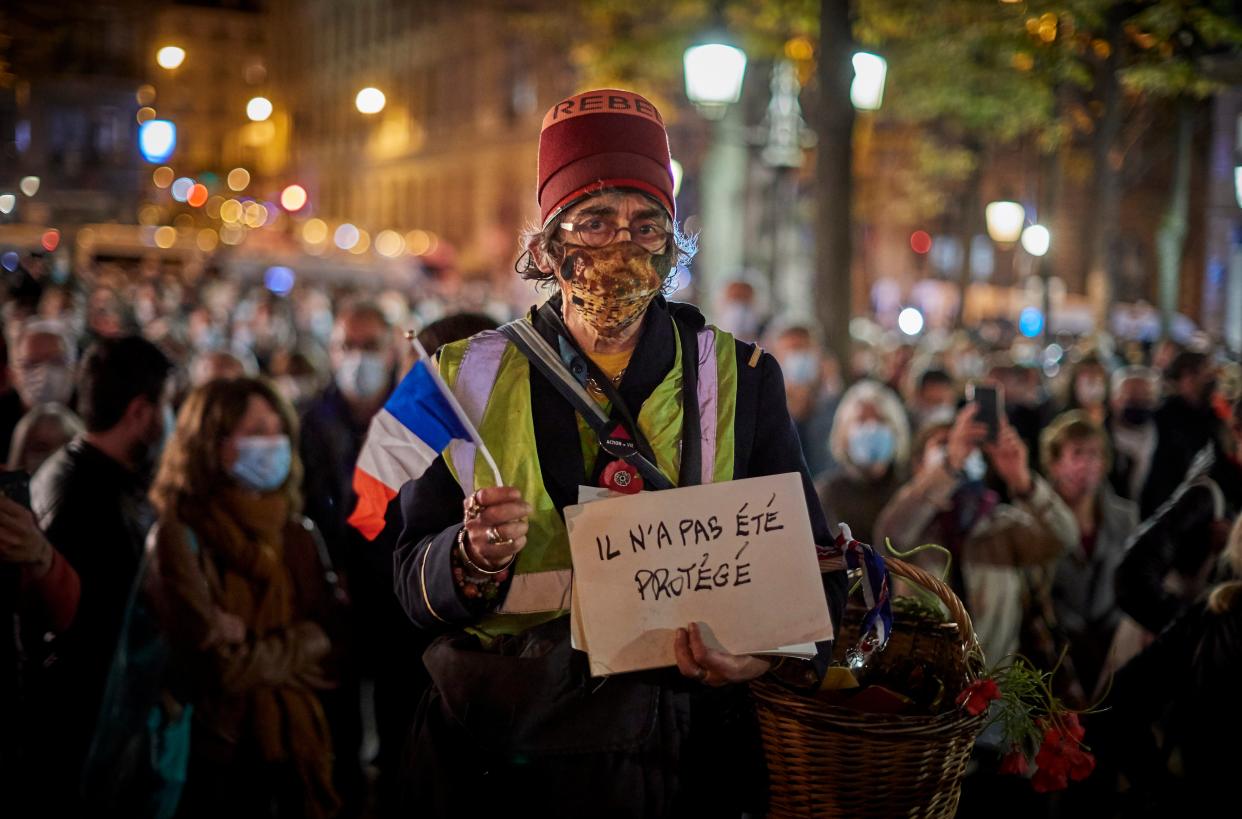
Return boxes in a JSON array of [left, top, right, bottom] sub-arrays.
[[537, 89, 675, 227]]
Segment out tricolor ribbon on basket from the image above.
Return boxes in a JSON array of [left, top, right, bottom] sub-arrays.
[[817, 523, 893, 665]]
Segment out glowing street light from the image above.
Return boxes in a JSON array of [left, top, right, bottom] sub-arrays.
[[683, 42, 748, 107], [246, 96, 273, 122], [156, 46, 186, 70], [355, 87, 386, 114], [851, 52, 888, 111], [1021, 224, 1051, 257], [985, 200, 1026, 244]]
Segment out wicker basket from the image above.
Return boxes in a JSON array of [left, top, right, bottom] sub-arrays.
[[751, 556, 987, 819]]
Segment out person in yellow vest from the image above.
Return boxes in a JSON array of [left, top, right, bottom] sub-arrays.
[[393, 89, 847, 817]]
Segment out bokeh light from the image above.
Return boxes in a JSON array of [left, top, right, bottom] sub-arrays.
[[220, 199, 243, 223], [154, 226, 177, 248], [302, 218, 328, 244], [355, 87, 386, 114], [349, 229, 371, 254], [138, 205, 162, 226], [243, 202, 269, 228], [40, 229, 60, 252], [334, 223, 360, 250], [139, 120, 176, 163], [173, 213, 194, 229], [19, 176, 40, 197], [205, 195, 224, 219], [375, 229, 405, 258], [152, 166, 174, 188], [197, 228, 219, 252], [0, 194, 14, 215], [405, 229, 435, 256], [264, 266, 296, 295], [910, 230, 933, 255], [156, 46, 186, 70], [1019, 307, 1045, 338], [246, 96, 273, 122], [1021, 224, 1051, 257], [280, 184, 308, 211], [187, 183, 209, 207], [227, 168, 250, 192], [136, 107, 157, 124], [1, 252, 19, 272], [171, 177, 194, 202], [898, 306, 924, 336]]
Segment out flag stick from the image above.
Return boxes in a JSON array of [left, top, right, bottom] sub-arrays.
[[407, 332, 504, 488]]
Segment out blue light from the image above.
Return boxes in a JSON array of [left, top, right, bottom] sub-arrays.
[[1, 251, 18, 272], [1019, 307, 1044, 338], [139, 120, 177, 163], [264, 265, 295, 295]]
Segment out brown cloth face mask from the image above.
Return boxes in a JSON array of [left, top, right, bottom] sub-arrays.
[[561, 242, 666, 338]]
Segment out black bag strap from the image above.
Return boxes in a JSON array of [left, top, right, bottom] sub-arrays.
[[536, 301, 704, 488], [500, 317, 675, 491]]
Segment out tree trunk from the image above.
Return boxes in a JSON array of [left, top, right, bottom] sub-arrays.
[[955, 150, 983, 328], [1085, 17, 1124, 330], [1157, 99, 1193, 337], [816, 0, 855, 371]]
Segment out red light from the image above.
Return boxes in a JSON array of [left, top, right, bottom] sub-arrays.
[[41, 229, 60, 252], [187, 183, 209, 207], [910, 230, 932, 255]]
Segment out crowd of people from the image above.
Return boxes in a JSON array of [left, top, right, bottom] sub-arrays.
[[0, 245, 1239, 816], [8, 77, 1242, 811]]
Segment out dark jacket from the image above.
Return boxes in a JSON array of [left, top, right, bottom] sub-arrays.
[[817, 467, 903, 548], [393, 298, 847, 817], [1116, 444, 1242, 635], [26, 438, 153, 806], [1092, 596, 1242, 814], [396, 298, 847, 640], [1139, 395, 1223, 518]]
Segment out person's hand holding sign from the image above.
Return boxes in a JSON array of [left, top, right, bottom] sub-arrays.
[[461, 486, 532, 575], [673, 622, 771, 686]]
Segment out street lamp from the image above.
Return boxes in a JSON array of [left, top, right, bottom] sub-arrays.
[[138, 120, 177, 163], [355, 87, 386, 114], [985, 200, 1026, 244], [850, 52, 888, 111], [156, 46, 186, 70], [246, 96, 273, 122], [1021, 224, 1050, 257], [683, 41, 748, 110]]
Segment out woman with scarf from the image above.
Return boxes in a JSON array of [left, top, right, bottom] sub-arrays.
[[393, 89, 846, 817], [148, 378, 340, 819]]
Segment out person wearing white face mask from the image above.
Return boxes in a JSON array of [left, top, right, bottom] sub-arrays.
[[817, 380, 909, 545], [0, 321, 76, 465], [874, 402, 1078, 668], [148, 377, 341, 819], [299, 300, 397, 815], [1065, 355, 1110, 427]]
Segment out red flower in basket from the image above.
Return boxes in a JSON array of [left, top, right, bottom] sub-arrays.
[[1031, 714, 1095, 792], [955, 678, 1001, 716], [999, 748, 1030, 776]]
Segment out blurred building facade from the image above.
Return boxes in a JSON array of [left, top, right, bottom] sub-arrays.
[[269, 0, 575, 276]]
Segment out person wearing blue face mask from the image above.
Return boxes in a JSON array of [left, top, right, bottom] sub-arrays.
[[147, 378, 342, 819], [817, 380, 910, 547]]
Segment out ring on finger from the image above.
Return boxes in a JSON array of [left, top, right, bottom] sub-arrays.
[[465, 494, 484, 520], [486, 525, 504, 545]]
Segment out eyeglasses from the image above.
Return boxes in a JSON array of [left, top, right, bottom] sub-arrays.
[[559, 217, 670, 252]]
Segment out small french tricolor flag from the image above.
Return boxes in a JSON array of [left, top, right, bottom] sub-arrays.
[[348, 338, 501, 540]]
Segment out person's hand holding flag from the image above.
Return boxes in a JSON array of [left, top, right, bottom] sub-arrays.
[[348, 335, 508, 541]]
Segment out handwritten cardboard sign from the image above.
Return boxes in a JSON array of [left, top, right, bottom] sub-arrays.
[[564, 472, 833, 676]]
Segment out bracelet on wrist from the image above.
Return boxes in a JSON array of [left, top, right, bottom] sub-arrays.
[[456, 526, 514, 576]]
